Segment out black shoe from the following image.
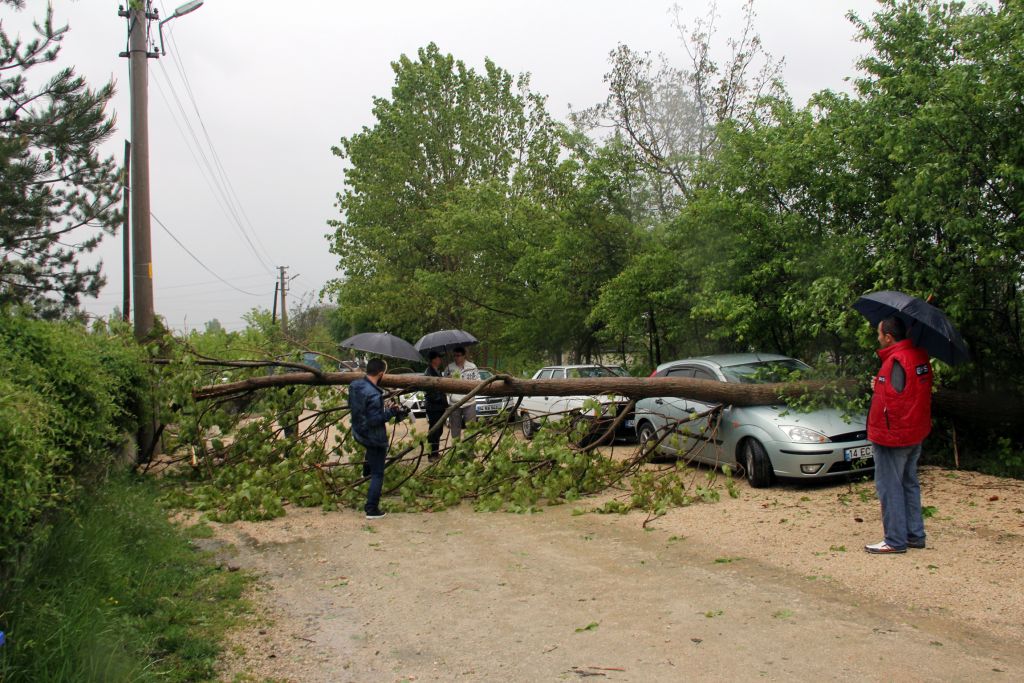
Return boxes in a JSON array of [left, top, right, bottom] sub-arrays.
[[365, 510, 387, 520], [427, 455, 440, 463], [907, 539, 926, 549]]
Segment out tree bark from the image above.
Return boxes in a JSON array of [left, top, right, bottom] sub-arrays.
[[190, 370, 1023, 425]]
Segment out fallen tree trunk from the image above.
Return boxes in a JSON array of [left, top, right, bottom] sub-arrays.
[[190, 370, 1024, 425]]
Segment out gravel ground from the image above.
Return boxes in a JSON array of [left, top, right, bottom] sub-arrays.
[[199, 459, 1024, 682]]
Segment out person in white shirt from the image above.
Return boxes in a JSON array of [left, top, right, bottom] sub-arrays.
[[445, 346, 479, 439]]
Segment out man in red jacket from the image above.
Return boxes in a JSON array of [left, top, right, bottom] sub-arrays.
[[865, 316, 933, 554]]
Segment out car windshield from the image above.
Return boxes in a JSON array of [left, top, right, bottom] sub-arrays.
[[478, 369, 493, 380], [566, 366, 616, 378], [720, 359, 811, 384]]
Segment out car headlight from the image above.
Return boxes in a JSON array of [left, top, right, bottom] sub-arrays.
[[779, 425, 831, 443]]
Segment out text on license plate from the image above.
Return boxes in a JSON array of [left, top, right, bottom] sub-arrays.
[[625, 419, 635, 428], [844, 445, 872, 462]]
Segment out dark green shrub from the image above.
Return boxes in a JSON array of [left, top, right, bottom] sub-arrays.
[[0, 312, 147, 568]]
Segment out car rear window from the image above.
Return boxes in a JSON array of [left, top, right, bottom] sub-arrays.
[[721, 359, 811, 384], [566, 366, 616, 378]]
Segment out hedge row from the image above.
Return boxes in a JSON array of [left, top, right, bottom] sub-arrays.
[[0, 312, 147, 569]]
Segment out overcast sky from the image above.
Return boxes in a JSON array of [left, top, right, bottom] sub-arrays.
[[17, 0, 881, 331]]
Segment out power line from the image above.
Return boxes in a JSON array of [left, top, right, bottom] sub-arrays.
[[91, 274, 269, 299], [149, 71, 246, 236], [93, 290, 271, 303], [150, 211, 265, 296], [153, 21, 270, 265], [158, 273, 269, 289], [161, 24, 277, 267], [151, 61, 274, 274]]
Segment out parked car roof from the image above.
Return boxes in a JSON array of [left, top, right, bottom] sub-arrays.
[[655, 353, 794, 372], [536, 365, 623, 378], [540, 364, 612, 370]]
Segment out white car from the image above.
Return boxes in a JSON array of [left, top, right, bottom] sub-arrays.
[[401, 369, 513, 421], [518, 365, 635, 441]]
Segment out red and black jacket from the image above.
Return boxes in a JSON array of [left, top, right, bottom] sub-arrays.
[[867, 339, 933, 447]]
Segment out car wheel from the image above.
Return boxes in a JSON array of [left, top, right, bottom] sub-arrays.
[[743, 438, 773, 488], [638, 422, 659, 460], [520, 412, 536, 440]]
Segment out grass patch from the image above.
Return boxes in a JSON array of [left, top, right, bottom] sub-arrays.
[[0, 473, 249, 682]]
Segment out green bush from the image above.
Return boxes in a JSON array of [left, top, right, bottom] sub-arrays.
[[0, 312, 147, 569]]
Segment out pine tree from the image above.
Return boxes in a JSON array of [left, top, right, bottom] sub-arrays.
[[0, 1, 121, 317]]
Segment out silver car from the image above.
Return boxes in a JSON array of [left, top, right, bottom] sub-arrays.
[[635, 354, 873, 487]]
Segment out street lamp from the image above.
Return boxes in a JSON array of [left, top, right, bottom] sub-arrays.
[[158, 0, 204, 55]]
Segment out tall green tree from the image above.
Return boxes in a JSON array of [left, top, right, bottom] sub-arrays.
[[838, 0, 1024, 386], [0, 2, 121, 316], [574, 0, 783, 215], [325, 43, 562, 341], [650, 0, 1024, 389], [582, 0, 785, 364]]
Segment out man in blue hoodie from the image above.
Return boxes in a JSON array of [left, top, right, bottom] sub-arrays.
[[349, 358, 407, 519]]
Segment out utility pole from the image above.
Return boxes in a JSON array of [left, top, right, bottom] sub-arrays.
[[271, 280, 279, 325], [121, 139, 131, 321], [119, 3, 158, 342], [118, 1, 204, 462], [278, 266, 289, 333], [119, 2, 159, 464]]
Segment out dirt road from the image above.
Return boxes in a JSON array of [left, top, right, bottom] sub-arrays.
[[209, 466, 1024, 682]]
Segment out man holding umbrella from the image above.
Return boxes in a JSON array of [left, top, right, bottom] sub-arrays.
[[855, 290, 967, 554], [423, 351, 448, 462], [864, 316, 933, 554]]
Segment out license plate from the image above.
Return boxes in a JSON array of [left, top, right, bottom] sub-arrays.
[[477, 405, 499, 413], [624, 419, 635, 428], [844, 445, 872, 461]]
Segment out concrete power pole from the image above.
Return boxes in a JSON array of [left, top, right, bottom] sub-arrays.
[[119, 1, 204, 461], [121, 139, 131, 321], [119, 3, 159, 463], [120, 3, 157, 342], [278, 266, 289, 333]]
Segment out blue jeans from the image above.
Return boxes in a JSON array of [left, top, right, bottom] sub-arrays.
[[872, 442, 926, 549], [362, 444, 387, 514]]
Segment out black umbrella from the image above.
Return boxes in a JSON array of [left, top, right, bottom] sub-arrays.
[[414, 329, 479, 354], [339, 332, 424, 363], [853, 291, 970, 365]]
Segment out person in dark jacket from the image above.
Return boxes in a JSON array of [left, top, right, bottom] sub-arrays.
[[349, 358, 407, 519], [423, 351, 448, 462], [865, 316, 933, 554]]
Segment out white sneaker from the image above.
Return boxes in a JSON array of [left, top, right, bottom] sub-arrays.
[[864, 541, 906, 554], [365, 510, 387, 520]]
